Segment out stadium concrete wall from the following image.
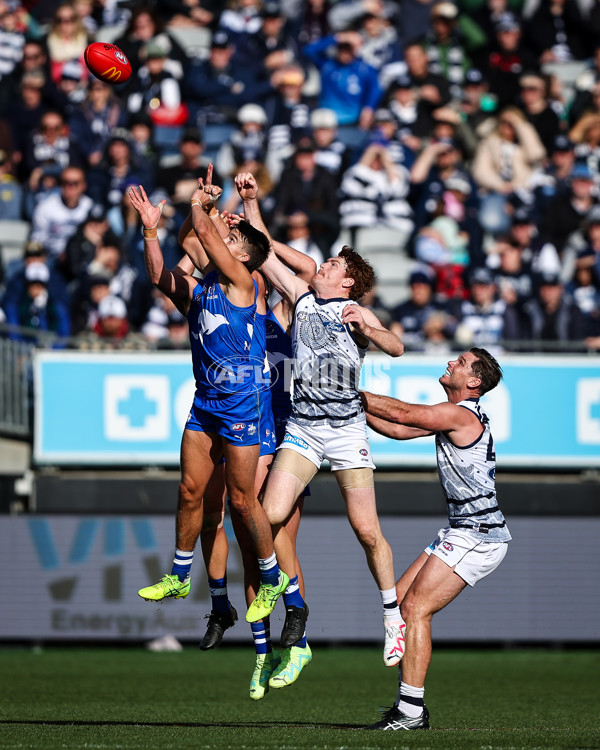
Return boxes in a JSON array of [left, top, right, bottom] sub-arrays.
[[2, 515, 598, 643]]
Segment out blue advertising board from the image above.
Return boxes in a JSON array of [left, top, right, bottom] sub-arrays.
[[34, 352, 600, 468]]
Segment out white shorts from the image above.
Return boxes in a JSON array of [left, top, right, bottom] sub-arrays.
[[279, 418, 375, 471], [425, 526, 508, 587]]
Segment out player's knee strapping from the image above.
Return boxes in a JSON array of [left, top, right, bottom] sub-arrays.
[[334, 468, 374, 490], [272, 448, 318, 488]]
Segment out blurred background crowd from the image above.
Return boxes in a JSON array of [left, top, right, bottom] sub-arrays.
[[1, 0, 600, 354]]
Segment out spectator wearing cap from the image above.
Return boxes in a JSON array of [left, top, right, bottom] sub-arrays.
[[517, 72, 561, 155], [30, 164, 93, 261], [45, 3, 90, 85], [367, 107, 415, 170], [60, 204, 110, 282], [183, 29, 259, 125], [483, 11, 538, 110], [410, 135, 477, 240], [565, 248, 600, 340], [113, 9, 188, 77], [3, 260, 71, 342], [3, 239, 70, 317], [126, 36, 185, 154], [216, 103, 269, 183], [157, 127, 218, 220], [454, 68, 497, 160], [390, 264, 451, 351], [507, 205, 562, 282], [72, 78, 126, 167], [454, 266, 525, 351], [302, 30, 382, 137], [424, 2, 473, 99], [86, 128, 154, 232], [383, 74, 433, 152], [531, 134, 574, 214], [540, 162, 597, 255], [307, 107, 351, 187], [523, 0, 589, 66], [349, 6, 404, 87], [234, 2, 300, 83], [81, 231, 139, 317], [487, 235, 535, 309], [88, 293, 130, 343], [562, 203, 600, 289], [338, 141, 414, 247], [50, 59, 89, 120], [472, 106, 546, 235], [522, 272, 587, 352], [274, 137, 340, 255], [265, 64, 315, 181]]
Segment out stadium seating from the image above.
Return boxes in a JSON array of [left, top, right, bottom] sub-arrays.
[[0, 220, 30, 275]]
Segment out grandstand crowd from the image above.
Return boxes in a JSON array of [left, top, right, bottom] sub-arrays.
[[1, 0, 600, 353]]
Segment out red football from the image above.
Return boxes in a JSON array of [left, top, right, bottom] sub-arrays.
[[84, 42, 132, 85]]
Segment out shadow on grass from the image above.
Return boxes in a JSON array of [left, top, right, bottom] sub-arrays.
[[0, 719, 366, 730]]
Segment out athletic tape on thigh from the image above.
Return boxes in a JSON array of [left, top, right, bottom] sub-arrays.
[[272, 448, 318, 486], [335, 468, 374, 489]]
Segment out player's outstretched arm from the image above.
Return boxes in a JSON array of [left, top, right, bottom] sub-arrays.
[[365, 410, 430, 440], [128, 185, 195, 314], [271, 239, 317, 283], [235, 171, 309, 303], [361, 390, 477, 438], [342, 305, 404, 356], [190, 179, 254, 303]]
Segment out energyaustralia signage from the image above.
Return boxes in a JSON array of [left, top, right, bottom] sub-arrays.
[[34, 352, 600, 467]]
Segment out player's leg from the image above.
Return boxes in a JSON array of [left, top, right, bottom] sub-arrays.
[[335, 471, 406, 666], [267, 493, 312, 690], [262, 448, 316, 646], [138, 427, 219, 601], [223, 441, 289, 624], [198, 461, 238, 650]]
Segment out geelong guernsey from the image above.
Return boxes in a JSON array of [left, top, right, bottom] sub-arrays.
[[435, 398, 511, 542], [290, 291, 367, 428]]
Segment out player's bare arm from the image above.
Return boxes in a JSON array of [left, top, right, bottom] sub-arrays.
[[128, 185, 195, 314], [342, 305, 404, 356], [361, 390, 482, 443], [365, 410, 432, 440], [272, 239, 317, 282], [190, 180, 255, 306], [235, 171, 309, 303]]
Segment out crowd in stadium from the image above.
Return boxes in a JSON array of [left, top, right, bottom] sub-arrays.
[[1, 0, 600, 353]]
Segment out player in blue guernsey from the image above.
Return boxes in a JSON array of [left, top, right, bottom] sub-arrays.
[[361, 348, 509, 731], [129, 170, 289, 625]]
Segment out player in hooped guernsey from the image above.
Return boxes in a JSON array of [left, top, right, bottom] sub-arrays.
[[291, 292, 368, 428], [361, 348, 510, 731], [237, 170, 407, 680]]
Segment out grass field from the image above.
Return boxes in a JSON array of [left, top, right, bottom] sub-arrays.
[[1, 646, 598, 750]]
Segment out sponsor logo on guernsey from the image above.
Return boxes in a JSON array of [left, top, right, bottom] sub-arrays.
[[282, 433, 309, 450], [247, 424, 257, 436]]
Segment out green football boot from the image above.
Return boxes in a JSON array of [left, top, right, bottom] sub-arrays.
[[138, 574, 190, 601], [245, 572, 289, 623]]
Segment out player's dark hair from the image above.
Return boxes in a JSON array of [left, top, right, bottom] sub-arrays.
[[338, 245, 375, 300], [236, 220, 270, 273], [469, 347, 503, 395]]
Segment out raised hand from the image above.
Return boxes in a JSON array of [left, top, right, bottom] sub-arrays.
[[193, 163, 223, 209], [128, 185, 165, 229], [341, 304, 369, 334], [235, 172, 258, 201]]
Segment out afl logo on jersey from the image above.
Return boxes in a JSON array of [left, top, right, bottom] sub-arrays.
[[359, 448, 368, 456], [231, 423, 246, 431], [488, 467, 496, 481], [442, 541, 454, 552]]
